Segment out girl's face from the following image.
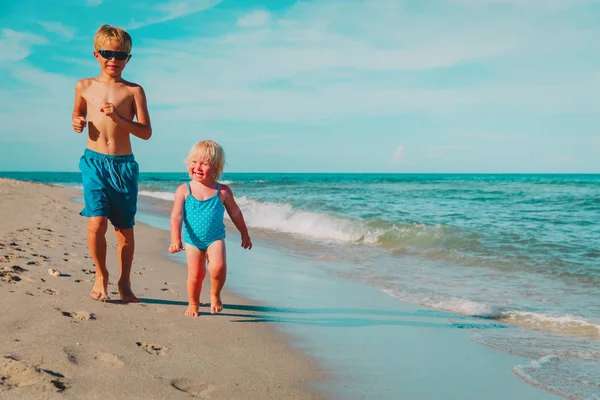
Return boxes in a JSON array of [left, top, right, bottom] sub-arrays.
[[188, 156, 216, 183]]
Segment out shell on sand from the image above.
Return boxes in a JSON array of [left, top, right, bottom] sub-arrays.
[[48, 268, 62, 277]]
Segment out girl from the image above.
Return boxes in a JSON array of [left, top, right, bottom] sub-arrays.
[[169, 140, 252, 316]]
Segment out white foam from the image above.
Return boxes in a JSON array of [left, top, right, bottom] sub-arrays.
[[501, 311, 600, 337], [137, 192, 382, 243], [235, 196, 383, 243], [429, 298, 502, 318], [139, 190, 175, 201], [380, 289, 502, 318], [380, 288, 600, 337]]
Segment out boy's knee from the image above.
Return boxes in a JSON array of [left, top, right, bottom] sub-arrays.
[[114, 227, 135, 245], [88, 217, 108, 234]]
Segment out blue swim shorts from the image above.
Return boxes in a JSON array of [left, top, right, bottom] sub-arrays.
[[79, 149, 139, 229]]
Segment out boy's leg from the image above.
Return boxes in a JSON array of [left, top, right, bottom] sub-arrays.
[[114, 227, 139, 303], [206, 240, 227, 314], [89, 216, 109, 301], [184, 245, 207, 317]]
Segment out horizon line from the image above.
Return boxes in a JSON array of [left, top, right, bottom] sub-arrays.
[[2, 171, 600, 175]]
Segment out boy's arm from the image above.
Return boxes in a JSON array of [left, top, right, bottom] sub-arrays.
[[221, 185, 252, 249], [169, 185, 186, 253], [72, 80, 87, 133], [102, 86, 152, 140]]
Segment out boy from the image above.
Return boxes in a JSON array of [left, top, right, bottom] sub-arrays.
[[72, 24, 152, 303]]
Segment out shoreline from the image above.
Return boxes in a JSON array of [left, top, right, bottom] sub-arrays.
[[132, 191, 560, 400], [0, 178, 328, 399]]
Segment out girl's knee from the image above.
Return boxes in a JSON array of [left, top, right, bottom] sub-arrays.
[[209, 261, 227, 277]]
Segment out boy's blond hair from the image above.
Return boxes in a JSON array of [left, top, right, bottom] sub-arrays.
[[185, 140, 226, 180], [94, 24, 132, 53]]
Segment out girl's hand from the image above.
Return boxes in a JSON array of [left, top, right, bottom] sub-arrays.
[[169, 240, 184, 253], [241, 234, 252, 250]]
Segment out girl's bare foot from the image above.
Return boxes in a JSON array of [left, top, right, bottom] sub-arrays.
[[90, 273, 109, 301], [185, 303, 199, 317], [210, 295, 223, 314]]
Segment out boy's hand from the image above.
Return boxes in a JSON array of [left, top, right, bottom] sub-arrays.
[[101, 102, 121, 122], [169, 241, 184, 253], [72, 116, 86, 133], [241, 234, 252, 250]]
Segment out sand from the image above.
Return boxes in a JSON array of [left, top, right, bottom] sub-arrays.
[[0, 178, 326, 400]]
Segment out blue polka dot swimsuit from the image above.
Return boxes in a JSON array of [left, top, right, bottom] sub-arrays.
[[183, 182, 226, 251]]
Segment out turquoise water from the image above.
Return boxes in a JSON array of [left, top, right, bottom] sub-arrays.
[[3, 171, 599, 399]]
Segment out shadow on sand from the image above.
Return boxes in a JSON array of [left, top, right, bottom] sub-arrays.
[[139, 298, 508, 330]]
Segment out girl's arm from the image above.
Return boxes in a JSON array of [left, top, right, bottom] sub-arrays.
[[169, 185, 186, 253], [221, 185, 252, 250]]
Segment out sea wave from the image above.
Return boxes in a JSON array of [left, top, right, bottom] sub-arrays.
[[381, 288, 600, 338], [137, 192, 508, 262], [139, 190, 175, 201]]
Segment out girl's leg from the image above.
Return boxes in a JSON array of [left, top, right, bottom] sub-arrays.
[[184, 244, 206, 317], [206, 240, 226, 314]]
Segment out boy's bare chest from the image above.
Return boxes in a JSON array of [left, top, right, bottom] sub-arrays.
[[84, 86, 134, 114]]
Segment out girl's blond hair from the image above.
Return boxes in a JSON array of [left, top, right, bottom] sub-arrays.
[[94, 24, 132, 53], [184, 140, 226, 180]]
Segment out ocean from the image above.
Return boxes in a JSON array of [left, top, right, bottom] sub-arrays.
[[3, 171, 599, 399]]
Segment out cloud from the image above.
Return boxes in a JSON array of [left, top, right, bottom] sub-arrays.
[[128, 0, 224, 29], [392, 146, 405, 164], [451, 0, 592, 10], [0, 29, 47, 62], [236, 10, 271, 28], [38, 21, 76, 41], [85, 0, 103, 5], [127, 0, 600, 123]]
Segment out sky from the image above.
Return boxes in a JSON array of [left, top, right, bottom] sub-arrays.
[[0, 0, 599, 173]]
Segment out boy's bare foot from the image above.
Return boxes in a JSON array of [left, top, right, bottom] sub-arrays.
[[90, 273, 109, 301], [185, 303, 199, 317], [118, 282, 140, 303], [210, 295, 223, 314]]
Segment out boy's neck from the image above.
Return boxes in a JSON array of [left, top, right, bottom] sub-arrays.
[[97, 72, 123, 83]]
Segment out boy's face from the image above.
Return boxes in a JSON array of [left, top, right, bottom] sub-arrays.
[[94, 39, 131, 77], [188, 156, 216, 183]]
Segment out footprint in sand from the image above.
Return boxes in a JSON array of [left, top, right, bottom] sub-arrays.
[[136, 342, 166, 356], [40, 288, 57, 295], [0, 355, 68, 392], [59, 310, 95, 321], [170, 379, 217, 398], [81, 269, 95, 275], [3, 254, 22, 262], [63, 348, 78, 365], [94, 352, 124, 367], [0, 271, 22, 284]]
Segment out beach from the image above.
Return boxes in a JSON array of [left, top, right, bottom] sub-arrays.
[[3, 175, 595, 399], [0, 178, 325, 400]]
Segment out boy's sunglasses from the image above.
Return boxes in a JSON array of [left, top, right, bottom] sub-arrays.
[[98, 50, 130, 60]]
